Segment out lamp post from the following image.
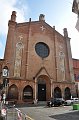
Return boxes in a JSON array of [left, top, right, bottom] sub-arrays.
[[2, 67, 9, 104], [0, 67, 9, 120], [3, 78, 9, 104]]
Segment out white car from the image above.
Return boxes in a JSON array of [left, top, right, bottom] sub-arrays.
[[64, 98, 79, 106], [71, 98, 79, 102]]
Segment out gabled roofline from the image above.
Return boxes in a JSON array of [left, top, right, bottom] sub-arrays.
[[16, 20, 66, 38], [33, 66, 51, 79]]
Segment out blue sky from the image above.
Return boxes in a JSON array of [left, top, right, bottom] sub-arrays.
[[0, 0, 79, 59]]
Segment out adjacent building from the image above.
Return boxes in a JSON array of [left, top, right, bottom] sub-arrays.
[[73, 58, 79, 97]]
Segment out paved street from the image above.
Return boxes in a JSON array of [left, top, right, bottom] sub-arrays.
[[17, 105, 79, 120], [1, 102, 79, 120]]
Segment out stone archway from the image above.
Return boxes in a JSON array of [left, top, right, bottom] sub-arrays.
[[23, 85, 33, 102], [54, 87, 62, 98], [8, 84, 18, 100], [64, 87, 71, 100]]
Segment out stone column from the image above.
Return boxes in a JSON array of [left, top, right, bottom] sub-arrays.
[[34, 78, 37, 104], [18, 91, 20, 102], [52, 83, 54, 98], [51, 80, 53, 98], [18, 88, 22, 103], [62, 90, 65, 99], [20, 91, 22, 101]]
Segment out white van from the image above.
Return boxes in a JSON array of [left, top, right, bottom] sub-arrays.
[[71, 98, 79, 102], [64, 98, 79, 106]]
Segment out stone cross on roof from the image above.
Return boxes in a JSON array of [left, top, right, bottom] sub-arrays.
[[19, 35, 23, 41], [40, 26, 45, 31]]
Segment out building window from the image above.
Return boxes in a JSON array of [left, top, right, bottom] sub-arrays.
[[76, 75, 79, 80], [35, 42, 49, 58], [74, 74, 79, 80], [74, 74, 76, 80]]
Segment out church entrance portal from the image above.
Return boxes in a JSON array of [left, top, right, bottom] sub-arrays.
[[38, 78, 46, 101], [38, 84, 46, 101]]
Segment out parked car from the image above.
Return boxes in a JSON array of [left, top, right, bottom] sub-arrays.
[[47, 98, 65, 107], [64, 98, 79, 106], [71, 98, 79, 103]]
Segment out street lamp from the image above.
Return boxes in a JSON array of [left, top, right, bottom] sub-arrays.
[[2, 67, 9, 104]]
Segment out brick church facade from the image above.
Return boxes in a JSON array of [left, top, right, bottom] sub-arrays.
[[0, 11, 76, 103]]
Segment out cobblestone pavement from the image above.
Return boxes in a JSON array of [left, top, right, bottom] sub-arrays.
[[18, 105, 79, 120]]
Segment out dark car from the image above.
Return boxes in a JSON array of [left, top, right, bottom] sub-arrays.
[[47, 98, 65, 107]]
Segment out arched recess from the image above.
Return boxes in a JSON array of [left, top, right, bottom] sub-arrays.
[[14, 42, 24, 77], [23, 85, 33, 102], [64, 87, 71, 100], [54, 87, 62, 98], [8, 84, 18, 100]]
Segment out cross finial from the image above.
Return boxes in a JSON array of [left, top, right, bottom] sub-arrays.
[[19, 35, 23, 40], [40, 26, 45, 31]]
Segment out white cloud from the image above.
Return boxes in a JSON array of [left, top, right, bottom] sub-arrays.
[[0, 0, 29, 58], [0, 41, 3, 49], [0, 0, 29, 35]]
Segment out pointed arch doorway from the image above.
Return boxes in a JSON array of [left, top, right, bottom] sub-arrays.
[[38, 81, 46, 101], [37, 75, 50, 101]]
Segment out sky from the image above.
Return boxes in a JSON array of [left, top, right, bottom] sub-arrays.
[[0, 0, 79, 59]]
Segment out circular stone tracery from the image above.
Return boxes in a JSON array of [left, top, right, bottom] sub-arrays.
[[35, 42, 49, 58]]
